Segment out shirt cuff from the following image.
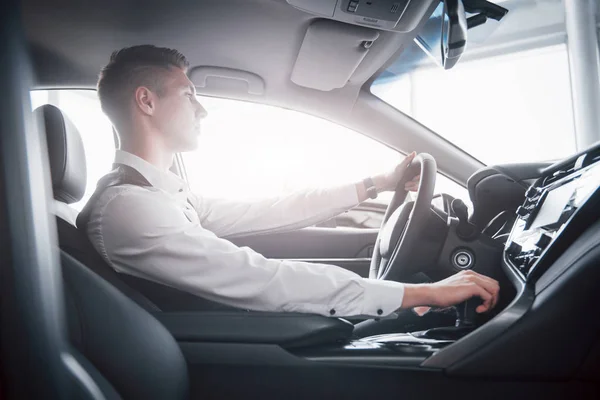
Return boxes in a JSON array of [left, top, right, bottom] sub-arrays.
[[360, 278, 405, 318]]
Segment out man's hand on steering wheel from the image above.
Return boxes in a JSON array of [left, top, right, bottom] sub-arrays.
[[373, 151, 421, 193], [356, 152, 421, 202], [402, 270, 500, 314]]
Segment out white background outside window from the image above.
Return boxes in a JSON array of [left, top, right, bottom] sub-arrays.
[[183, 97, 471, 206], [373, 46, 577, 165]]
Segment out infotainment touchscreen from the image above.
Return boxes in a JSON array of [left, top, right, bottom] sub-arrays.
[[528, 165, 600, 231], [506, 158, 600, 278], [528, 181, 576, 231]]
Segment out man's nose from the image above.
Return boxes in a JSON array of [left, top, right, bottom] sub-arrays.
[[196, 102, 208, 119]]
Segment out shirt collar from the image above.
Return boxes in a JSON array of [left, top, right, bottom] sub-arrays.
[[114, 150, 186, 194]]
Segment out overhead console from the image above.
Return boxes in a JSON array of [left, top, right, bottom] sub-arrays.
[[286, 0, 437, 32]]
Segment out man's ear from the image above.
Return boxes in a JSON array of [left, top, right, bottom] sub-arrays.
[[134, 86, 156, 116]]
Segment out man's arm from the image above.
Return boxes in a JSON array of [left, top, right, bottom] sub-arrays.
[[91, 186, 403, 317], [193, 183, 360, 238], [195, 152, 421, 238], [90, 186, 499, 317]]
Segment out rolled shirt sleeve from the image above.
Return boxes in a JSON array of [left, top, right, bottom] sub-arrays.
[[87, 185, 404, 318]]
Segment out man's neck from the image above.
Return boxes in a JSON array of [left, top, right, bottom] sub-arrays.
[[120, 143, 174, 172], [117, 121, 176, 171]]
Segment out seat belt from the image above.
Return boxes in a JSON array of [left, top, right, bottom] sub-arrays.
[[76, 163, 151, 231]]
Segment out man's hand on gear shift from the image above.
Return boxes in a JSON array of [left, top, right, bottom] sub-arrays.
[[402, 270, 500, 314]]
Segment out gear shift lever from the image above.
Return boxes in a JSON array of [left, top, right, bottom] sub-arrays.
[[455, 298, 482, 328], [411, 298, 482, 341]]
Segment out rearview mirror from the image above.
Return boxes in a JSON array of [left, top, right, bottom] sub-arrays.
[[414, 0, 468, 70]]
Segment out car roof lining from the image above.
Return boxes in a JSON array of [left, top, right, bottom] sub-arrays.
[[22, 0, 484, 182], [22, 0, 428, 111]]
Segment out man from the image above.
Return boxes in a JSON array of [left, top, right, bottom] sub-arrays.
[[82, 45, 499, 320]]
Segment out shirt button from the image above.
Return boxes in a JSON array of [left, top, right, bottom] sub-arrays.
[[329, 309, 336, 316], [377, 309, 383, 315], [179, 188, 183, 192]]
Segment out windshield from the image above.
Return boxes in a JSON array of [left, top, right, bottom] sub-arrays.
[[371, 1, 576, 165]]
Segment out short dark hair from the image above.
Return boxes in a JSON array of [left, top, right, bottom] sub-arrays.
[[97, 45, 189, 130]]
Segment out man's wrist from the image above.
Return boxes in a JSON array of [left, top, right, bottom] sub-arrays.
[[401, 283, 436, 309], [355, 174, 393, 202], [363, 177, 378, 199], [371, 174, 388, 193]]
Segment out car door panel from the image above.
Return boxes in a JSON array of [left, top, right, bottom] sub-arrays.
[[286, 258, 372, 277], [228, 227, 378, 277]]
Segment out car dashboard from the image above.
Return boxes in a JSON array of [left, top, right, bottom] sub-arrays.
[[425, 143, 600, 376], [505, 150, 600, 282], [289, 143, 600, 380]]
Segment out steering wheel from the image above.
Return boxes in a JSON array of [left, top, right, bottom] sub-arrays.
[[369, 153, 437, 282]]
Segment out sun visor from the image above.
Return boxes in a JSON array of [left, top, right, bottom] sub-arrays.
[[291, 19, 380, 91], [188, 66, 265, 97]]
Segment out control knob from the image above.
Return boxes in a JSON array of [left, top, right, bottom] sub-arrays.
[[525, 186, 539, 198], [506, 242, 522, 256], [516, 206, 529, 218], [535, 233, 552, 250]]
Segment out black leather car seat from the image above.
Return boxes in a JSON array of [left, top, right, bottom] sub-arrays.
[[35, 104, 162, 311], [35, 104, 234, 312], [32, 104, 189, 398], [42, 102, 86, 226], [61, 250, 189, 399]]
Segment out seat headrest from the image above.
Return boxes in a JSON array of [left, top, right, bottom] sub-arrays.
[[35, 104, 87, 204]]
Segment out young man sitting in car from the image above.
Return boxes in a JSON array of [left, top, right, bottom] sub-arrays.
[[78, 45, 500, 332]]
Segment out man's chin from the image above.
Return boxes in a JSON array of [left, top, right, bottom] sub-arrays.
[[185, 140, 200, 152], [176, 138, 199, 153]]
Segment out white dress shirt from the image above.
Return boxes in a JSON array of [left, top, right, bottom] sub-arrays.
[[86, 150, 405, 317]]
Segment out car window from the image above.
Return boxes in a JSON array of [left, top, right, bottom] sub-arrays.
[[30, 90, 115, 210], [183, 97, 472, 229], [183, 96, 399, 200]]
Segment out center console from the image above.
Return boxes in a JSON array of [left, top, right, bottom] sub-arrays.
[[505, 149, 600, 281], [294, 298, 480, 367], [296, 330, 453, 367]]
